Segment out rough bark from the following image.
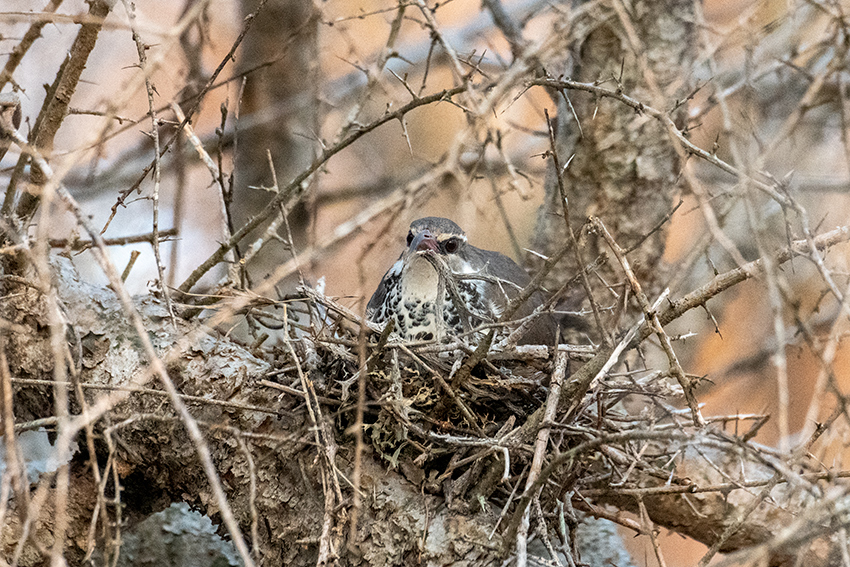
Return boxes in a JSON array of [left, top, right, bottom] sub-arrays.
[[530, 0, 695, 302], [2, 258, 514, 566], [1, 0, 848, 566], [3, 243, 848, 566]]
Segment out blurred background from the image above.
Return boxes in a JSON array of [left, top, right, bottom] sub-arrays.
[[2, 0, 849, 564]]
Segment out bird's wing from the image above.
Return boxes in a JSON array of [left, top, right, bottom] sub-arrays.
[[472, 248, 533, 303], [366, 258, 402, 321], [473, 247, 558, 344]]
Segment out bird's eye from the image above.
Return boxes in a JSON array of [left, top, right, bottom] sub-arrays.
[[444, 238, 459, 254], [406, 231, 413, 246]]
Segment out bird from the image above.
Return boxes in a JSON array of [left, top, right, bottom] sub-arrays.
[[366, 217, 555, 345]]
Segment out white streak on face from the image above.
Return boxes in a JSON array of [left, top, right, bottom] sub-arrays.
[[445, 254, 475, 275]]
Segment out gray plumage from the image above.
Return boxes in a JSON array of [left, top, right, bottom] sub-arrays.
[[367, 217, 555, 344]]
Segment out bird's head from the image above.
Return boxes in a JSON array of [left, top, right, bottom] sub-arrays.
[[403, 217, 469, 270]]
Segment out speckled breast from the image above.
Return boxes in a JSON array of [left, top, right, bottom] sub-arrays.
[[378, 278, 492, 342]]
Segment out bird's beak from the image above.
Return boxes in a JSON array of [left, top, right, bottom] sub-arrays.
[[408, 230, 439, 254]]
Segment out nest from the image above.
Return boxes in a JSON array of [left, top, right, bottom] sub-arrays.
[[248, 284, 777, 559]]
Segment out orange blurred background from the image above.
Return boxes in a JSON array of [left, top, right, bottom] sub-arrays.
[[3, 1, 849, 564]]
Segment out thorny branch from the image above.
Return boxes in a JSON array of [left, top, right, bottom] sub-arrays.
[[1, 127, 257, 567], [2, 0, 849, 565], [588, 216, 705, 427], [529, 77, 793, 207], [177, 83, 468, 295]]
